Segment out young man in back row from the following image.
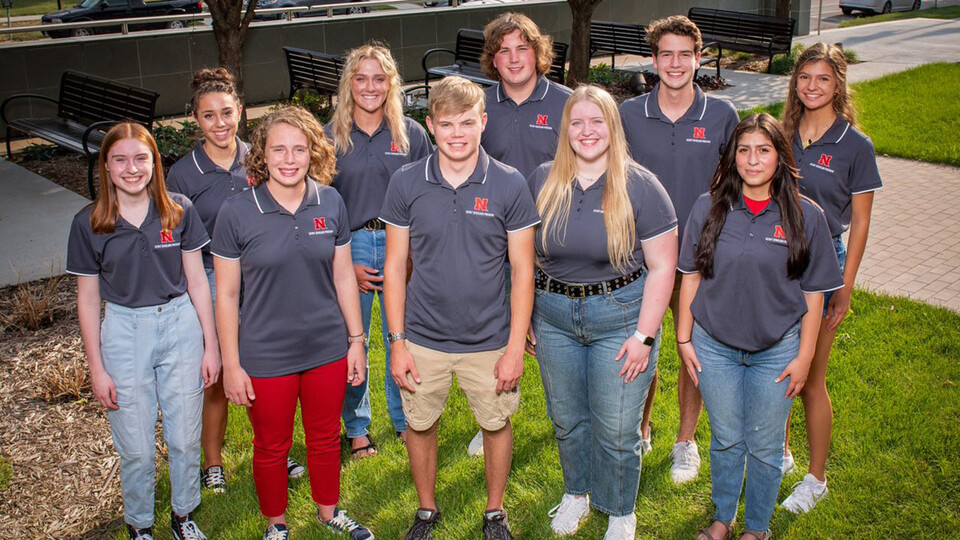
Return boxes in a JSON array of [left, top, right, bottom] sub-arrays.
[[619, 15, 740, 484], [381, 76, 539, 540]]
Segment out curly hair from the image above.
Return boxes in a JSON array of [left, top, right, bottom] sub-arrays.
[[646, 15, 703, 55], [480, 12, 555, 81], [244, 106, 336, 187], [781, 42, 857, 139], [190, 67, 241, 114]]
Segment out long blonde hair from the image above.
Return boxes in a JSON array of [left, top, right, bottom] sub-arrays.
[[782, 43, 857, 138], [331, 43, 409, 156], [537, 85, 637, 273]]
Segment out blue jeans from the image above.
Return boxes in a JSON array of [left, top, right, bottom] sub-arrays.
[[342, 228, 406, 435], [693, 321, 799, 532], [100, 293, 204, 528], [204, 265, 217, 303], [532, 276, 659, 516], [822, 235, 846, 316]]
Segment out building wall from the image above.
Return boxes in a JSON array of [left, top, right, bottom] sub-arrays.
[[0, 0, 809, 133]]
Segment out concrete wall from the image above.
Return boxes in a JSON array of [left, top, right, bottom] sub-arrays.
[[1, 0, 809, 134]]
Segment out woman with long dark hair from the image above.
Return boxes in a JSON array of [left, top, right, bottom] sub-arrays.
[[676, 114, 842, 540], [779, 43, 882, 513]]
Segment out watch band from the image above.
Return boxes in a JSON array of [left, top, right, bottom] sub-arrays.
[[633, 330, 655, 347], [387, 332, 406, 344]]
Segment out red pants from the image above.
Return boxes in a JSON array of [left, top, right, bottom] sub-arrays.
[[248, 359, 346, 517]]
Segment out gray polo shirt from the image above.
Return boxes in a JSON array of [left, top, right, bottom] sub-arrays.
[[211, 180, 351, 377], [792, 117, 883, 238], [481, 75, 573, 179], [678, 194, 843, 352], [527, 162, 677, 283], [620, 84, 739, 239], [166, 138, 252, 269], [380, 148, 540, 353], [66, 193, 209, 308], [325, 117, 433, 231]]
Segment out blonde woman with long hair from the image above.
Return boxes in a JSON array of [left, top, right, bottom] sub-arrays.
[[326, 43, 432, 454], [527, 85, 677, 540]]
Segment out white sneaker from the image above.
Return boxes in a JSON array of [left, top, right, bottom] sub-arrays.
[[548, 494, 590, 536], [602, 513, 636, 540], [640, 437, 652, 456], [781, 450, 795, 475], [781, 473, 828, 514], [669, 441, 701, 484], [467, 430, 484, 457]]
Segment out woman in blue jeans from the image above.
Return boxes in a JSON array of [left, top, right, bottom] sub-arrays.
[[326, 43, 433, 453], [675, 114, 843, 540], [527, 85, 678, 540]]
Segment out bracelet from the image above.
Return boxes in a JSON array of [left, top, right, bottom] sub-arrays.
[[347, 333, 367, 346], [677, 339, 691, 345]]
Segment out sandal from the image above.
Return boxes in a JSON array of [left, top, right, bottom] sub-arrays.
[[348, 434, 377, 458], [396, 430, 407, 445], [696, 520, 733, 540], [739, 531, 771, 540]]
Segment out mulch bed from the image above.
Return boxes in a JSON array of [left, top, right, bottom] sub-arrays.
[[13, 153, 95, 201]]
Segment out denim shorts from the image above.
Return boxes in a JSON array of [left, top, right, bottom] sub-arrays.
[[822, 235, 846, 316]]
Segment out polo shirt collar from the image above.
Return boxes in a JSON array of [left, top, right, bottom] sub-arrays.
[[116, 198, 160, 230], [191, 136, 248, 174], [251, 179, 322, 214], [496, 74, 550, 105], [573, 171, 608, 193], [425, 147, 490, 187], [645, 83, 708, 123], [733, 194, 781, 218], [351, 118, 388, 138]]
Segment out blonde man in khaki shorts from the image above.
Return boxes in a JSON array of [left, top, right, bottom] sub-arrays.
[[380, 76, 539, 540]]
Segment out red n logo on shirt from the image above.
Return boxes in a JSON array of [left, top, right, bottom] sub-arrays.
[[774, 225, 786, 239], [818, 154, 833, 167], [159, 230, 175, 243], [535, 114, 549, 126], [390, 141, 401, 153], [474, 198, 489, 212], [314, 217, 327, 230], [693, 127, 706, 139]]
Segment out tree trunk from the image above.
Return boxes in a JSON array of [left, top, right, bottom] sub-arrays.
[[207, 0, 256, 137], [776, 0, 792, 19], [565, 0, 605, 87]]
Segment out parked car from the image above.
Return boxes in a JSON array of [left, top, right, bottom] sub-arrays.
[[839, 0, 920, 16], [41, 0, 204, 38], [254, 0, 368, 21]]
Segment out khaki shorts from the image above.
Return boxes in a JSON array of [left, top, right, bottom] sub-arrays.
[[401, 341, 520, 432]]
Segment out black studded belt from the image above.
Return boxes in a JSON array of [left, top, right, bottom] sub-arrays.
[[535, 267, 644, 298]]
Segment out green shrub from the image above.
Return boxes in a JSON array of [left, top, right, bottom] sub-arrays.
[[769, 43, 807, 75], [288, 89, 334, 125], [152, 121, 200, 164], [19, 143, 57, 161], [0, 456, 11, 491], [588, 63, 630, 87]]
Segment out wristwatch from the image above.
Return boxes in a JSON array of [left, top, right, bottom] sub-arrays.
[[387, 332, 406, 344], [633, 330, 655, 347]]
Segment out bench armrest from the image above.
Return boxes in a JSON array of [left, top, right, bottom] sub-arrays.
[[422, 47, 457, 73], [1, 94, 60, 125], [81, 120, 121, 158]]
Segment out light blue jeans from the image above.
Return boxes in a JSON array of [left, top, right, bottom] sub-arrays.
[[100, 293, 204, 528], [693, 321, 800, 532], [532, 275, 659, 516], [342, 228, 407, 436]]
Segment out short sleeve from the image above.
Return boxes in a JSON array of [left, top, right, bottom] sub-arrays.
[[177, 197, 210, 252], [211, 201, 242, 260], [379, 168, 411, 228], [717, 101, 740, 157], [525, 162, 551, 200], [634, 169, 678, 241], [165, 162, 185, 195], [334, 193, 351, 247], [408, 119, 434, 161], [66, 210, 100, 276], [849, 136, 883, 194], [678, 195, 710, 273], [504, 173, 541, 233], [800, 203, 845, 293]]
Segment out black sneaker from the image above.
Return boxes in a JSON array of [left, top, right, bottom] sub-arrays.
[[127, 525, 154, 540], [322, 507, 374, 539], [201, 465, 226, 494], [482, 509, 513, 540], [287, 457, 306, 479], [262, 523, 289, 540], [171, 511, 207, 540], [405, 508, 441, 540]]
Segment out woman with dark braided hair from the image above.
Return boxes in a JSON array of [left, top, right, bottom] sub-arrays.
[[676, 114, 843, 540]]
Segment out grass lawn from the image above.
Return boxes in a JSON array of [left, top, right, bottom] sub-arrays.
[[840, 5, 960, 27], [109, 290, 960, 539], [5, 0, 67, 17], [742, 63, 960, 167]]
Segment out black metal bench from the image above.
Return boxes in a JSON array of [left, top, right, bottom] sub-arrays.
[[283, 46, 345, 100], [688, 7, 796, 76], [589, 20, 652, 70], [421, 28, 568, 93], [2, 71, 159, 198]]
